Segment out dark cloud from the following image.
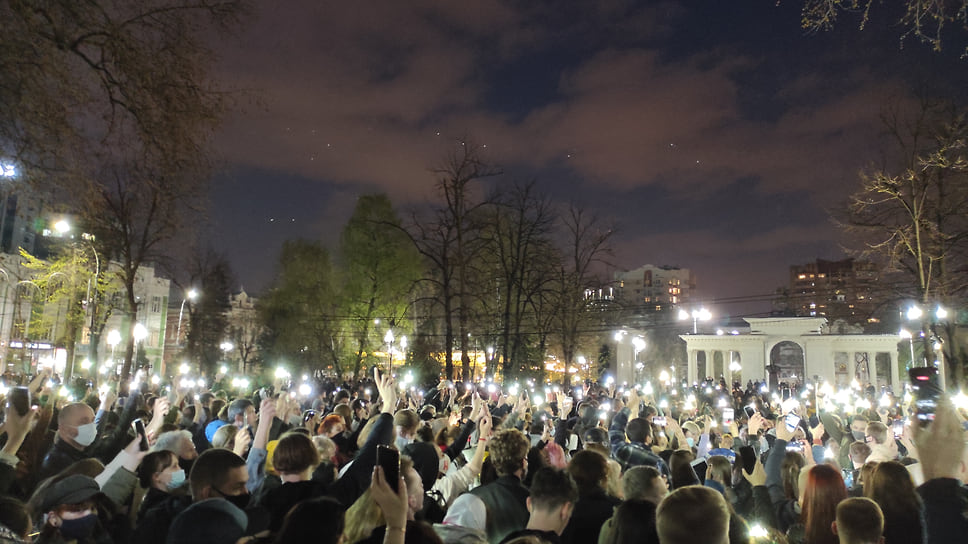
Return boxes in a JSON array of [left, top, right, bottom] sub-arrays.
[[208, 1, 957, 312]]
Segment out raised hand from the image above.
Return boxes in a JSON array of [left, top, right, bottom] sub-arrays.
[[370, 466, 408, 531], [234, 428, 252, 457], [913, 396, 965, 480], [374, 368, 397, 414], [743, 457, 767, 487], [748, 412, 765, 436]]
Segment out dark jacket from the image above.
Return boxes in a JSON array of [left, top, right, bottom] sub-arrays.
[[130, 493, 193, 544], [39, 398, 138, 481], [608, 409, 669, 476], [917, 478, 968, 544], [136, 487, 172, 524], [560, 487, 620, 544], [764, 438, 800, 533], [470, 474, 530, 544]]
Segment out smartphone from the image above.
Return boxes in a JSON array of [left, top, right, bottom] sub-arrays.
[[722, 408, 734, 426], [303, 410, 316, 423], [909, 367, 942, 426], [739, 446, 756, 475], [743, 404, 757, 418], [377, 444, 400, 492], [652, 416, 667, 427], [8, 386, 31, 417], [691, 458, 708, 482], [133, 419, 149, 451], [892, 420, 904, 439], [786, 441, 804, 452], [784, 413, 801, 433]]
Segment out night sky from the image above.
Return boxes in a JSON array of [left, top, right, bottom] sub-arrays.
[[204, 1, 968, 318]]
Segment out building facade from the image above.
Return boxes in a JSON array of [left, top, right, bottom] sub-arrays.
[[614, 264, 695, 312], [782, 258, 880, 325]]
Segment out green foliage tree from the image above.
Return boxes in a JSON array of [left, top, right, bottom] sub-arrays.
[[259, 240, 347, 378], [19, 242, 120, 380], [339, 194, 423, 379]]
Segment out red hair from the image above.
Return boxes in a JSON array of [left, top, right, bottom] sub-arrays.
[[802, 464, 847, 544], [318, 414, 345, 436]]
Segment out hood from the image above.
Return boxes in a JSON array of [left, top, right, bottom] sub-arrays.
[[432, 524, 488, 544]]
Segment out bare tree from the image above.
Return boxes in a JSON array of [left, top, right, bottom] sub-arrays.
[[408, 142, 498, 380], [551, 205, 614, 383], [2, 1, 246, 387], [481, 181, 557, 379], [843, 98, 968, 386], [799, 0, 968, 55]]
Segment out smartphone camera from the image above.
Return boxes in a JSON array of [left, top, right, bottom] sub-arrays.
[[652, 416, 667, 427], [909, 367, 942, 427]]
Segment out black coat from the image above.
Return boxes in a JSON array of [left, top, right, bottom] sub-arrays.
[[917, 478, 967, 544], [560, 487, 621, 544], [470, 474, 530, 544]]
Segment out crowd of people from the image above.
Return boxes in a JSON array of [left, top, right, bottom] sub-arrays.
[[0, 365, 966, 544]]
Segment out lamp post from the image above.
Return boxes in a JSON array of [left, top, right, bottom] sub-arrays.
[[679, 307, 712, 334], [384, 329, 394, 375], [899, 329, 916, 368], [631, 336, 646, 382], [220, 340, 235, 372], [106, 329, 121, 376], [133, 322, 148, 372], [176, 289, 198, 343]]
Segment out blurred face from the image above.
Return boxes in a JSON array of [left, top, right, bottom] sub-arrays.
[[405, 467, 423, 516], [214, 466, 249, 497], [60, 405, 96, 445], [721, 435, 734, 450], [179, 437, 198, 460], [154, 456, 181, 490], [850, 420, 867, 436], [245, 406, 257, 427]]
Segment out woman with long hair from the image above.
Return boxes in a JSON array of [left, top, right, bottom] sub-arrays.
[[668, 450, 699, 490], [799, 464, 847, 544], [866, 461, 925, 544]]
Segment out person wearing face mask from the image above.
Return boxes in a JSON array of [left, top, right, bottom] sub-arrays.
[[133, 448, 257, 544], [821, 412, 868, 470], [39, 399, 137, 481], [136, 451, 186, 523], [34, 474, 107, 544]]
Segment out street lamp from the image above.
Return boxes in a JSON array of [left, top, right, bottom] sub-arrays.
[[899, 329, 916, 368], [678, 307, 712, 334], [176, 289, 198, 343], [384, 329, 394, 374]]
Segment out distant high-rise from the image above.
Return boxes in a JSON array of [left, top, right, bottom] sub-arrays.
[[783, 258, 879, 325], [613, 264, 695, 312]]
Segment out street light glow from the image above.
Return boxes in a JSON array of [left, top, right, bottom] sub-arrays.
[[384, 330, 394, 344], [906, 306, 923, 321], [936, 306, 948, 320]]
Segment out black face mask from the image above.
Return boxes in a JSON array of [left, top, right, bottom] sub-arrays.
[[215, 487, 251, 511], [59, 513, 98, 540]]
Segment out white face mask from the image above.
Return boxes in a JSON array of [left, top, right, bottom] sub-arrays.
[[73, 422, 97, 447]]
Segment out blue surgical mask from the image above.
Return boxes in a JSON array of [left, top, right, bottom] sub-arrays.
[[167, 469, 186, 490], [686, 437, 695, 448]]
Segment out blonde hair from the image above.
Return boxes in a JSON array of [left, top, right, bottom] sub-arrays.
[[343, 457, 415, 544]]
